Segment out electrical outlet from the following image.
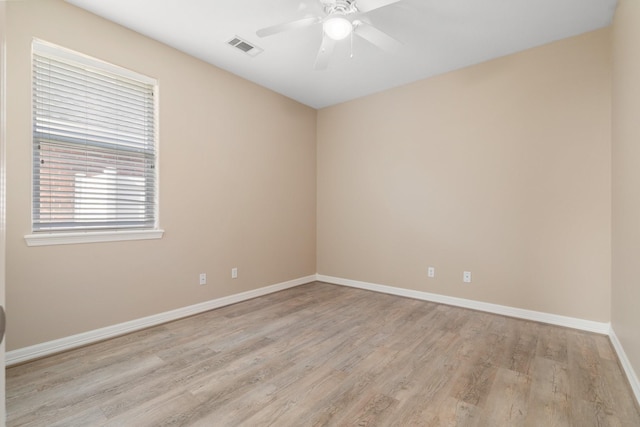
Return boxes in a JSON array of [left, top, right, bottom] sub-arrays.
[[231, 268, 238, 279], [428, 267, 435, 278], [463, 271, 471, 283], [199, 273, 206, 285]]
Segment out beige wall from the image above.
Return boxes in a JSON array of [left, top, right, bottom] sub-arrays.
[[1, 0, 7, 415], [317, 29, 612, 322], [5, 0, 317, 350], [612, 0, 640, 383]]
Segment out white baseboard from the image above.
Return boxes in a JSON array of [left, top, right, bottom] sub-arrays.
[[316, 274, 611, 334], [6, 275, 316, 366], [609, 327, 640, 406]]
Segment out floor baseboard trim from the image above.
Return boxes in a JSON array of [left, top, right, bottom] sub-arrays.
[[316, 274, 611, 335], [6, 275, 316, 366], [609, 327, 640, 407]]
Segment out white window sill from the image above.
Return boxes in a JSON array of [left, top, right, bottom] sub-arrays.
[[24, 229, 164, 247]]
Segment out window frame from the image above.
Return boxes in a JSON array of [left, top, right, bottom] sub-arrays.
[[25, 39, 163, 246]]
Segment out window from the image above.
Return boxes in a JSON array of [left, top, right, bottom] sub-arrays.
[[26, 40, 162, 246]]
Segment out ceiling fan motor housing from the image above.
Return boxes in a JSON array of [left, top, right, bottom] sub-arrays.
[[323, 0, 358, 16]]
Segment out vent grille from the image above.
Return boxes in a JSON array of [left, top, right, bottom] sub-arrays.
[[227, 36, 263, 57], [235, 41, 254, 53]]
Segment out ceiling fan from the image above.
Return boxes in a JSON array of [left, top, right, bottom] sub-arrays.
[[256, 0, 403, 70]]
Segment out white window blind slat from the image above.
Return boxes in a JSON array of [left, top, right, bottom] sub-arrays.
[[33, 40, 158, 233], [33, 113, 153, 141], [33, 89, 153, 124], [33, 57, 152, 96]]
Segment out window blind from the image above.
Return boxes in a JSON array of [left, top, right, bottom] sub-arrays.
[[32, 42, 158, 232]]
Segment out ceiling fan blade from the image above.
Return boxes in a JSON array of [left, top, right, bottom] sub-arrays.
[[256, 16, 321, 38], [353, 21, 402, 52], [356, 0, 402, 13], [314, 35, 337, 70]]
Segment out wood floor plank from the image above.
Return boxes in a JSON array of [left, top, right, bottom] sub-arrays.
[[337, 391, 399, 426], [8, 354, 166, 425], [48, 407, 109, 427], [239, 367, 348, 426], [536, 324, 569, 363], [102, 389, 202, 427], [7, 282, 640, 426], [417, 396, 481, 427], [499, 321, 539, 375], [479, 367, 530, 426], [524, 356, 571, 427], [450, 326, 501, 408], [600, 358, 640, 425], [566, 330, 619, 426]]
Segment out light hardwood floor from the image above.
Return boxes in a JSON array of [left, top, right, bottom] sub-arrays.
[[7, 282, 640, 426]]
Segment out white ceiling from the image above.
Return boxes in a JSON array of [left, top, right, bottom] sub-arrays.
[[65, 0, 617, 109]]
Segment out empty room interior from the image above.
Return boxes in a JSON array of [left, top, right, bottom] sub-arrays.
[[3, 0, 640, 425]]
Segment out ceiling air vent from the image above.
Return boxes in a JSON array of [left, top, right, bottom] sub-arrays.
[[227, 36, 263, 57]]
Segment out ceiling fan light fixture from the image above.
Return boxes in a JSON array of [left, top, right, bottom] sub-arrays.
[[323, 15, 352, 40]]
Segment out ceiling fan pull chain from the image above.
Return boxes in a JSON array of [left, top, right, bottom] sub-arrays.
[[350, 29, 354, 58]]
